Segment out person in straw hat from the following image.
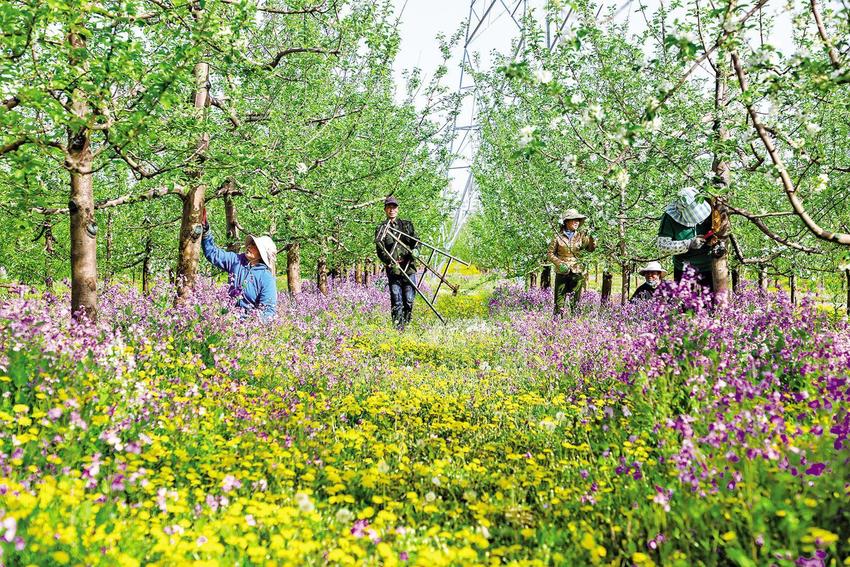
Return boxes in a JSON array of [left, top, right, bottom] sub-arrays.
[[547, 208, 596, 317], [657, 187, 714, 293], [200, 207, 278, 319], [630, 261, 667, 302]]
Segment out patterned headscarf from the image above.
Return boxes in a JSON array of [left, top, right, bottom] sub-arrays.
[[665, 187, 711, 227]]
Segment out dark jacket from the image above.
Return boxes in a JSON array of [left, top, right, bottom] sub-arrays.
[[630, 282, 657, 303], [375, 219, 419, 275]]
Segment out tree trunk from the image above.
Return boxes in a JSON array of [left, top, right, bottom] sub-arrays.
[[105, 211, 113, 282], [287, 242, 302, 295], [44, 222, 55, 290], [142, 235, 152, 296], [355, 260, 364, 285], [846, 269, 850, 317], [790, 273, 797, 305], [710, 58, 732, 307], [540, 265, 552, 289], [601, 271, 613, 303], [317, 255, 328, 295], [529, 272, 538, 289], [620, 263, 630, 305], [758, 266, 767, 290], [224, 182, 240, 252], [731, 268, 740, 294], [68, 31, 97, 321], [616, 177, 628, 306], [176, 60, 210, 302], [364, 259, 372, 285], [712, 250, 730, 305]]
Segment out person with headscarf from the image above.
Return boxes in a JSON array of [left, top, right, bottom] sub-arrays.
[[657, 187, 714, 293], [547, 208, 596, 317], [200, 207, 278, 320], [630, 261, 668, 302]]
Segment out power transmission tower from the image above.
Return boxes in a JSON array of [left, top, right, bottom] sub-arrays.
[[442, 0, 576, 250]]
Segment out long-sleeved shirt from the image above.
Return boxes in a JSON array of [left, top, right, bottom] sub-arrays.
[[657, 213, 713, 272], [375, 219, 419, 275], [202, 231, 277, 320], [547, 230, 595, 274]]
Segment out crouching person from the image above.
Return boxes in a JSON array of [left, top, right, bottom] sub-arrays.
[[630, 261, 667, 302], [201, 207, 278, 320]]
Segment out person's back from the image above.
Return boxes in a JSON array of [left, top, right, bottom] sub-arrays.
[[657, 187, 714, 292]]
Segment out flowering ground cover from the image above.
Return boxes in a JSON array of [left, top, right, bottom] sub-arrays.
[[0, 279, 848, 566]]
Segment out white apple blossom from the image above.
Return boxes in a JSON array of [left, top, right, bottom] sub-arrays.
[[518, 126, 536, 147], [535, 69, 553, 84], [616, 169, 630, 190], [805, 122, 822, 135]]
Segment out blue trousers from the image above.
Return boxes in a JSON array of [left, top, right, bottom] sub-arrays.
[[387, 270, 416, 328]]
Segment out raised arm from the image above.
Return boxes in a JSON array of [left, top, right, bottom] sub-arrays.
[[657, 213, 694, 256], [202, 231, 240, 273], [657, 237, 691, 255]]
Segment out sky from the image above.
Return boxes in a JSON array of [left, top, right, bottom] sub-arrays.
[[391, 0, 798, 107], [388, 0, 798, 241]]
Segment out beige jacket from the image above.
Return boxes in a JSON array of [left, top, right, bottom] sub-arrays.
[[547, 231, 596, 274]]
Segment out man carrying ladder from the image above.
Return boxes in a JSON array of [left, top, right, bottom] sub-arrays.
[[375, 196, 420, 330]]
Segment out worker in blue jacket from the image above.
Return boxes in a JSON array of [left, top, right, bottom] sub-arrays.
[[201, 207, 278, 320]]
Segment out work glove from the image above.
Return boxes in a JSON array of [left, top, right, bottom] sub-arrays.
[[558, 263, 569, 273], [200, 206, 210, 233], [688, 236, 706, 250]]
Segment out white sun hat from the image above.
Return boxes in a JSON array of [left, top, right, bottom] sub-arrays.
[[638, 261, 668, 277], [245, 235, 277, 275], [562, 208, 587, 222]]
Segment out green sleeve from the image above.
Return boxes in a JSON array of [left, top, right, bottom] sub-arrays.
[[658, 214, 675, 238]]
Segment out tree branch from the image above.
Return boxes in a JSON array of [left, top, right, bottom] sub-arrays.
[[306, 106, 365, 126], [810, 0, 841, 69], [0, 138, 27, 155], [729, 233, 782, 264], [2, 96, 20, 111], [731, 51, 850, 246], [650, 0, 769, 115], [727, 204, 822, 253], [209, 96, 241, 128], [260, 46, 340, 70], [33, 185, 185, 215]]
